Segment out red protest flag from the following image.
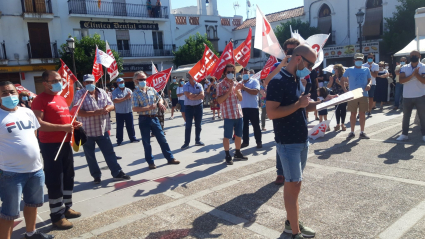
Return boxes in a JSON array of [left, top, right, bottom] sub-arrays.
[[14, 84, 37, 98], [189, 44, 219, 82], [211, 41, 234, 79], [146, 67, 173, 92], [105, 41, 119, 81], [58, 59, 78, 106], [234, 28, 252, 68], [260, 56, 278, 79], [92, 46, 104, 83]]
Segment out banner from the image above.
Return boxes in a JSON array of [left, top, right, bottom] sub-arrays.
[[260, 56, 278, 79], [234, 28, 252, 68], [14, 84, 37, 98], [254, 5, 285, 59], [106, 41, 119, 81], [146, 67, 173, 92], [305, 34, 330, 69], [211, 41, 234, 79], [92, 46, 103, 83], [189, 44, 219, 82], [58, 59, 78, 106], [308, 120, 330, 140]]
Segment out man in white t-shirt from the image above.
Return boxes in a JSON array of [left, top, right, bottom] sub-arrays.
[[0, 81, 54, 239], [397, 50, 425, 142], [363, 53, 379, 117]]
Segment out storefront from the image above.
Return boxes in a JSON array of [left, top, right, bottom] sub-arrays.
[[323, 41, 380, 67]]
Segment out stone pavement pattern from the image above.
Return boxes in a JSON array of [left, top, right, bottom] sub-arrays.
[[10, 106, 425, 239]]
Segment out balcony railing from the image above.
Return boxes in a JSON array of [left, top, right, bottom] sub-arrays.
[[68, 0, 169, 19], [109, 44, 175, 58], [0, 41, 7, 60], [27, 41, 58, 59], [21, 0, 52, 14]]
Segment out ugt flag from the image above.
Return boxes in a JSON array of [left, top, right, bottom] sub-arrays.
[[308, 120, 330, 140], [146, 67, 173, 92], [58, 59, 78, 106], [260, 56, 278, 79], [234, 27, 252, 68], [305, 34, 330, 69], [105, 41, 119, 81], [92, 46, 104, 83], [189, 44, 219, 82], [96, 46, 114, 68], [211, 41, 234, 79]]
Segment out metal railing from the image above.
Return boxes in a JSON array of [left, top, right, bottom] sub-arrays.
[[0, 41, 6, 60], [27, 41, 58, 59], [21, 0, 53, 14], [109, 44, 175, 58], [68, 0, 169, 19]]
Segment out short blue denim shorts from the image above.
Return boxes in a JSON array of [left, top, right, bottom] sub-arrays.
[[0, 169, 45, 220], [276, 141, 309, 182], [223, 118, 243, 139]]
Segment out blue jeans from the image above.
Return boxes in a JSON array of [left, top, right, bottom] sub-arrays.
[[276, 141, 309, 182], [394, 83, 403, 107], [139, 116, 174, 165], [82, 132, 122, 178], [184, 103, 203, 144], [0, 169, 44, 220], [116, 112, 137, 144], [223, 118, 243, 139], [276, 151, 283, 176]]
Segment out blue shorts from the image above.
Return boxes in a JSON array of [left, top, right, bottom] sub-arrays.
[[223, 118, 243, 139], [0, 169, 45, 220], [179, 100, 186, 113], [369, 85, 376, 98], [276, 141, 309, 182]]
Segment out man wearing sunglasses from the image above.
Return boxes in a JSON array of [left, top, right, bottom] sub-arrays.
[[266, 45, 318, 239], [132, 71, 180, 170]]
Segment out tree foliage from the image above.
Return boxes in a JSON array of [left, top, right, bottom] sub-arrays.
[[58, 33, 123, 81], [173, 32, 219, 67], [275, 19, 322, 46], [383, 0, 425, 55]]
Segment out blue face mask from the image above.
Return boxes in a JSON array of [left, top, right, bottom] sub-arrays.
[[226, 73, 234, 79], [22, 96, 28, 101], [355, 60, 363, 67], [119, 83, 125, 88], [332, 70, 335, 74], [1, 95, 19, 109], [242, 74, 250, 81], [51, 82, 62, 93], [400, 62, 406, 66], [85, 84, 96, 92], [173, 79, 176, 83], [296, 61, 311, 79], [367, 58, 373, 63], [180, 81, 184, 85], [139, 81, 146, 88]]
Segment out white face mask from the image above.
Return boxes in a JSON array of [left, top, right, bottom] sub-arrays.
[[226, 73, 234, 79], [385, 66, 389, 70]]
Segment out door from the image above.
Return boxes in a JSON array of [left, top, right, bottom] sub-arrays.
[[34, 76, 45, 95], [28, 23, 51, 58], [113, 0, 127, 16], [152, 31, 164, 56]]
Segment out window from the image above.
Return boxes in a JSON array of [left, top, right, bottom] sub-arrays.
[[152, 31, 163, 50], [73, 29, 88, 40], [363, 0, 383, 39], [116, 30, 130, 56], [318, 4, 332, 35]]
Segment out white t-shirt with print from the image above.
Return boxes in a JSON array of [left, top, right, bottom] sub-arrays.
[[363, 62, 379, 85], [176, 86, 186, 101], [0, 107, 42, 173], [400, 62, 425, 98]]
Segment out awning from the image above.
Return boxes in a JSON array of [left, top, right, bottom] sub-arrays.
[[363, 7, 383, 37], [394, 36, 425, 56], [318, 16, 332, 34]]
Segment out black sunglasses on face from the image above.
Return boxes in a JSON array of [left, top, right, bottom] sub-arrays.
[[297, 55, 314, 69], [226, 71, 235, 74], [137, 78, 147, 81]]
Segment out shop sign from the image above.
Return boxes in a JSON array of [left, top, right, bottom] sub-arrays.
[[323, 42, 379, 59], [80, 21, 159, 30]]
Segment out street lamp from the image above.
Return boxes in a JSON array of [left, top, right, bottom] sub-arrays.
[[66, 36, 77, 75], [356, 9, 365, 53]]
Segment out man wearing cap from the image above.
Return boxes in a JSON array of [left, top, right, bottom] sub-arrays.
[[341, 53, 372, 140], [239, 68, 262, 149], [181, 73, 205, 149], [74, 74, 131, 184], [112, 78, 139, 146], [168, 76, 179, 120]]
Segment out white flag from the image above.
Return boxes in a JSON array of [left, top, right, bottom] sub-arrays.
[[305, 34, 330, 69], [151, 61, 158, 74], [95, 45, 114, 68], [105, 41, 119, 81], [308, 120, 330, 140], [290, 25, 306, 44], [254, 5, 285, 59]]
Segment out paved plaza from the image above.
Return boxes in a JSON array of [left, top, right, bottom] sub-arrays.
[[10, 106, 425, 239]]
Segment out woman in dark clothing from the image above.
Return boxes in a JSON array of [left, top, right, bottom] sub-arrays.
[[327, 64, 348, 131], [317, 67, 325, 88], [310, 68, 319, 120], [374, 61, 389, 110]]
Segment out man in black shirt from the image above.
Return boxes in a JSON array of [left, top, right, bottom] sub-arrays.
[[266, 45, 318, 239]]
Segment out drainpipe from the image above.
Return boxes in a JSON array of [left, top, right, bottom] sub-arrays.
[[309, 0, 323, 25]]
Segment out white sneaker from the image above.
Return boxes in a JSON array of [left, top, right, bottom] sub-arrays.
[[169, 116, 174, 120], [396, 135, 408, 141]]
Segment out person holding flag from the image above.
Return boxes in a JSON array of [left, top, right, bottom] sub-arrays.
[[74, 75, 131, 184], [31, 71, 83, 230], [132, 71, 180, 170]]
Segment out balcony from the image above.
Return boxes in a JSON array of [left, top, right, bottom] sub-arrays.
[[109, 44, 175, 58], [27, 41, 58, 64], [21, 0, 53, 20], [68, 0, 169, 21], [0, 41, 7, 65]]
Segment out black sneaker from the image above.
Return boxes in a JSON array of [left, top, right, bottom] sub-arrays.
[[195, 141, 205, 146], [241, 143, 249, 148], [225, 155, 233, 165], [359, 132, 370, 139], [347, 132, 355, 140], [113, 171, 131, 181], [131, 140, 140, 143], [117, 142, 122, 146], [367, 112, 372, 117], [25, 230, 55, 239], [181, 144, 189, 150], [116, 156, 122, 160], [234, 152, 248, 161], [256, 143, 262, 148], [94, 177, 101, 184]]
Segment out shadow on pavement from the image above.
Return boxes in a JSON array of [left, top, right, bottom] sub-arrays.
[[314, 139, 360, 160], [379, 143, 420, 164]]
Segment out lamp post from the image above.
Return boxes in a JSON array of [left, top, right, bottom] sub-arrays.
[[66, 36, 77, 75], [356, 9, 365, 53]]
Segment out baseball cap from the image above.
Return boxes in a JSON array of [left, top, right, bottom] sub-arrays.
[[354, 53, 364, 60], [116, 78, 124, 83], [83, 74, 95, 82]]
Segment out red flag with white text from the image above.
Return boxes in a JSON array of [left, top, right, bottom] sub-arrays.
[[105, 41, 119, 81], [234, 28, 252, 68], [92, 46, 103, 83], [189, 44, 219, 82], [58, 59, 78, 106], [211, 41, 234, 79], [14, 84, 37, 98], [260, 56, 278, 79], [146, 67, 173, 92]]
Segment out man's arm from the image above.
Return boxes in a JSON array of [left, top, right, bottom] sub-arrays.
[[112, 91, 131, 104], [235, 89, 242, 101], [399, 71, 415, 84], [414, 68, 425, 84], [133, 105, 156, 113], [216, 89, 232, 104], [266, 101, 302, 120], [33, 110, 73, 133], [306, 101, 321, 112], [242, 82, 260, 95]]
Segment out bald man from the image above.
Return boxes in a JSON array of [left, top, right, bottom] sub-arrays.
[[266, 45, 318, 239]]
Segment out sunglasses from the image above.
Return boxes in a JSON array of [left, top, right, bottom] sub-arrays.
[[226, 71, 235, 74], [297, 55, 314, 69], [137, 78, 147, 81]]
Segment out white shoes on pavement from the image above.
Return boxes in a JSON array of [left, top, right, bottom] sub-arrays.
[[396, 135, 408, 141]]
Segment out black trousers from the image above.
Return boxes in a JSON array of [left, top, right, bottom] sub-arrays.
[[40, 142, 75, 223], [335, 102, 347, 125], [242, 108, 262, 144]]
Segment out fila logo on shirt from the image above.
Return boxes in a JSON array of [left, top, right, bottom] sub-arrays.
[[6, 121, 35, 133]]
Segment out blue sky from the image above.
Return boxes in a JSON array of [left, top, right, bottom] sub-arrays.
[[171, 0, 304, 20]]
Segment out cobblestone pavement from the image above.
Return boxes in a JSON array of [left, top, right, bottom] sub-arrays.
[[10, 106, 425, 239]]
